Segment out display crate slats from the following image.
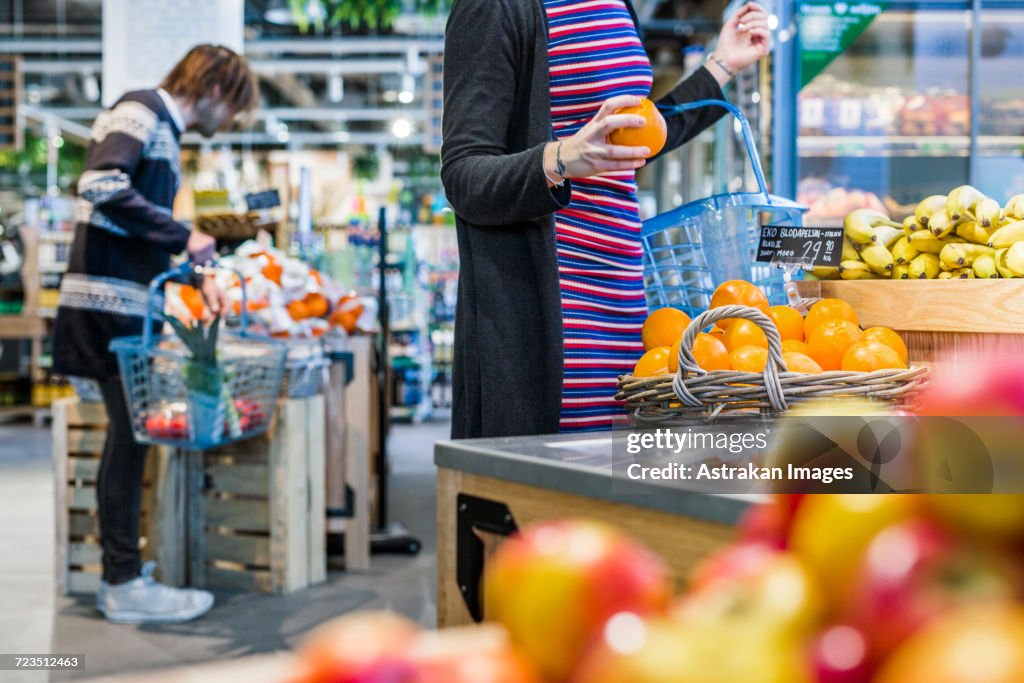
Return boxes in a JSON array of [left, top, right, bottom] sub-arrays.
[[204, 463, 269, 497], [203, 497, 271, 533], [203, 531, 271, 567]]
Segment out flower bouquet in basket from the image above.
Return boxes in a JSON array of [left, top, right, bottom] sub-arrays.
[[166, 314, 243, 449]]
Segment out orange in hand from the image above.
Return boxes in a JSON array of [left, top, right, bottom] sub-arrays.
[[841, 341, 907, 372], [807, 319, 863, 371], [804, 298, 859, 338], [783, 351, 823, 374], [730, 345, 769, 373], [861, 327, 908, 365], [641, 308, 691, 351], [669, 333, 731, 373], [609, 98, 667, 158], [722, 319, 768, 352], [634, 347, 672, 378], [710, 280, 771, 330], [770, 305, 805, 342]]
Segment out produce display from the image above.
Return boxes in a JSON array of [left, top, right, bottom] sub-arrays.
[[826, 188, 1024, 280], [631, 280, 909, 376]]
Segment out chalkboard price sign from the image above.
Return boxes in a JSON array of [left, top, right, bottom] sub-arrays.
[[756, 225, 844, 268]]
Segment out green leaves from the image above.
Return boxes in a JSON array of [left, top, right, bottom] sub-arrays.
[[168, 314, 224, 396]]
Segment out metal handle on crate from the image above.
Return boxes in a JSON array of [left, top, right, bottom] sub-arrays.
[[141, 260, 249, 349], [657, 99, 771, 205]]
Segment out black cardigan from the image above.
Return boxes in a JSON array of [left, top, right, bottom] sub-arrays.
[[441, 0, 727, 439]]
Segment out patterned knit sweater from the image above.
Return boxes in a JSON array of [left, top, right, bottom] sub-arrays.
[[53, 89, 191, 380]]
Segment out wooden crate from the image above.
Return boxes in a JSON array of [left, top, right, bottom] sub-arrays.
[[188, 395, 326, 595], [795, 279, 1024, 366], [52, 398, 186, 595]]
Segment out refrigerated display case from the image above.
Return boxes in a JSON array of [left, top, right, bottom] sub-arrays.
[[771, 0, 1024, 219]]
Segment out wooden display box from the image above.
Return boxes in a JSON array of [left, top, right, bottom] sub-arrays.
[[187, 395, 327, 595], [795, 279, 1024, 366], [52, 399, 186, 595]]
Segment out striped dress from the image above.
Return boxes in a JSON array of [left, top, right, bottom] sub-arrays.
[[545, 0, 652, 432]]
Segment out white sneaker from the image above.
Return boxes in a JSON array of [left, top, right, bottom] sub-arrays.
[[97, 562, 214, 624]]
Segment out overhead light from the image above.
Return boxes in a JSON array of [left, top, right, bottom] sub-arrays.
[[82, 71, 100, 102], [335, 131, 350, 143], [767, 14, 779, 30], [383, 90, 398, 103], [328, 73, 344, 102], [398, 73, 415, 104], [391, 119, 412, 139], [277, 129, 291, 143]]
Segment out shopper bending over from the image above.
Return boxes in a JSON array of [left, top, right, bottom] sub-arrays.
[[442, 0, 772, 437], [52, 44, 258, 624]]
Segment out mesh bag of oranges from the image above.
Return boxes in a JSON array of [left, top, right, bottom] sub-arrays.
[[616, 280, 928, 422]]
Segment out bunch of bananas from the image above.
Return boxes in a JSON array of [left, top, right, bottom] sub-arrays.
[[816, 187, 1024, 281]]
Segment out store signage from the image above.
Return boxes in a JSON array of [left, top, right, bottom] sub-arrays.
[[245, 190, 282, 211], [756, 225, 844, 267], [799, 1, 887, 88], [101, 0, 244, 106]]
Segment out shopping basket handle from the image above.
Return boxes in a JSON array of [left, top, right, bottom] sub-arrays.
[[141, 259, 249, 349], [657, 99, 770, 204]]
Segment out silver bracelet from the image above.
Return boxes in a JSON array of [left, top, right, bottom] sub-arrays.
[[544, 168, 565, 187]]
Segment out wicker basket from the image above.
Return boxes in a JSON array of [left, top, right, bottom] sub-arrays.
[[615, 304, 928, 424]]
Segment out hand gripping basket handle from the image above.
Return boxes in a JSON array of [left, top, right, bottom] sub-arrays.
[[673, 304, 788, 414], [658, 99, 771, 205], [141, 260, 249, 350]]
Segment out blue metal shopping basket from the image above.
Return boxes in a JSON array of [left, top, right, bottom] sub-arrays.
[[642, 100, 806, 318], [109, 261, 287, 451]]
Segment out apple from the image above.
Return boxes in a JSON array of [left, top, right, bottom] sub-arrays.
[[788, 494, 917, 606], [409, 624, 542, 683], [924, 495, 1024, 542], [570, 613, 812, 683], [874, 605, 1024, 683], [687, 541, 781, 593], [483, 519, 672, 683], [737, 495, 806, 548], [293, 611, 420, 683], [845, 517, 1023, 659], [809, 624, 872, 683]]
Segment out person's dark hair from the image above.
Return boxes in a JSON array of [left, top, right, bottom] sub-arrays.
[[160, 44, 259, 119]]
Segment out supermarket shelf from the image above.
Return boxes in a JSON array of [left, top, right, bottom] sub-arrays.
[[799, 136, 1024, 157], [0, 315, 46, 339]]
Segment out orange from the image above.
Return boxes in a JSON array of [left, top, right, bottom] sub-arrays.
[[710, 280, 771, 330], [287, 300, 310, 320], [730, 345, 769, 373], [633, 347, 672, 378], [262, 261, 283, 286], [608, 97, 667, 158], [861, 327, 909, 365], [841, 341, 907, 372], [807, 319, 864, 371], [178, 284, 205, 320], [782, 351, 823, 374], [722, 319, 768, 352], [304, 292, 329, 318], [782, 339, 810, 355], [329, 309, 360, 334], [641, 308, 691, 351], [669, 333, 731, 373], [770, 305, 805, 342], [309, 269, 323, 286], [804, 298, 859, 338]]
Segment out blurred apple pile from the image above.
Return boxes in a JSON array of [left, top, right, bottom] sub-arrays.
[[165, 240, 376, 338]]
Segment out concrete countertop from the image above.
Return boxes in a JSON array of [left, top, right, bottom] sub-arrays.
[[435, 432, 754, 526]]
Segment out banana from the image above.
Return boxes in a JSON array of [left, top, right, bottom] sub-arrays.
[[909, 253, 941, 279], [972, 253, 999, 278], [892, 264, 911, 280], [914, 195, 947, 229], [955, 221, 992, 245], [902, 215, 921, 236], [842, 237, 861, 262], [908, 230, 950, 254], [938, 271, 954, 280], [859, 242, 895, 275], [947, 185, 984, 222], [995, 249, 1017, 279], [951, 267, 976, 279], [939, 243, 995, 269], [1004, 194, 1024, 221], [839, 260, 876, 280], [1005, 242, 1024, 277], [873, 225, 905, 248], [811, 266, 841, 280], [928, 209, 959, 238], [844, 209, 902, 245], [971, 197, 1001, 228], [891, 236, 919, 264], [987, 220, 1024, 249]]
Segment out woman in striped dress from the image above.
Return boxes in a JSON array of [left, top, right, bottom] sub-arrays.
[[441, 0, 771, 438]]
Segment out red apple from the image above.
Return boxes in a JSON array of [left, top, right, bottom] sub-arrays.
[[293, 612, 420, 683], [925, 495, 1024, 541], [809, 624, 872, 683], [875, 605, 1024, 683], [687, 541, 781, 593], [738, 494, 805, 548], [483, 519, 672, 683], [409, 624, 542, 683], [845, 518, 1022, 659]]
